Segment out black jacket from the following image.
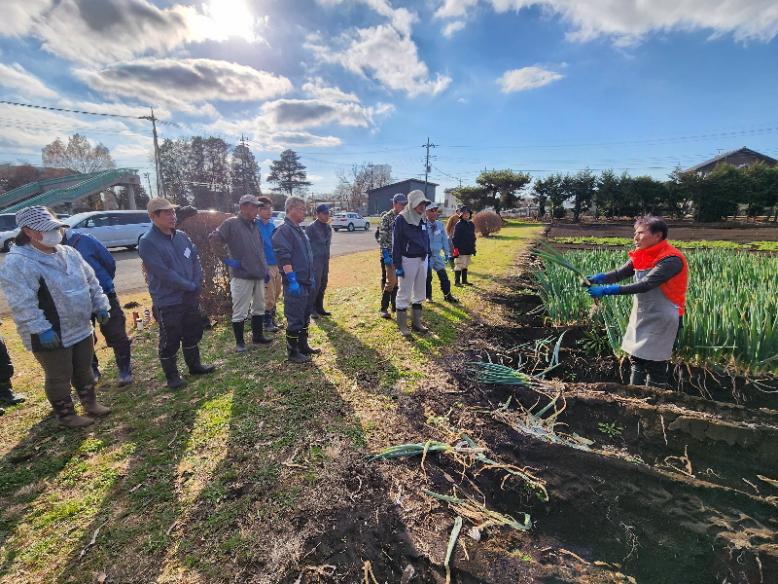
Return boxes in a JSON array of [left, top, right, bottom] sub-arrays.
[[272, 218, 315, 286], [305, 219, 332, 260], [392, 215, 431, 268], [452, 220, 476, 255]]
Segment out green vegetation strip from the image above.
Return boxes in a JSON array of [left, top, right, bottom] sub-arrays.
[[552, 236, 778, 252], [535, 248, 778, 374]]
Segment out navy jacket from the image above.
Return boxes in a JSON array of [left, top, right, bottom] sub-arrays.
[[272, 218, 315, 286], [305, 219, 332, 260], [392, 215, 431, 268], [452, 220, 476, 255], [138, 225, 203, 307], [65, 232, 116, 295]]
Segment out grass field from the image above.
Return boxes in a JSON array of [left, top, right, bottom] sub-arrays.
[[0, 223, 540, 583]]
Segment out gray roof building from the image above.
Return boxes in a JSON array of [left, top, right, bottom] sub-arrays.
[[366, 179, 438, 215], [685, 147, 777, 177]]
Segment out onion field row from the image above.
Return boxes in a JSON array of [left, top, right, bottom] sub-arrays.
[[534, 249, 778, 374]]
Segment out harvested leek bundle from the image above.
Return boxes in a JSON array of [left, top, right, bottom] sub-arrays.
[[467, 361, 537, 386], [424, 489, 532, 532]]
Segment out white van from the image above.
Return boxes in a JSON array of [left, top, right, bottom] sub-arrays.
[[64, 210, 152, 250]]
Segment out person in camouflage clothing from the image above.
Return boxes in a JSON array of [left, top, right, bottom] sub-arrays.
[[377, 193, 407, 319]]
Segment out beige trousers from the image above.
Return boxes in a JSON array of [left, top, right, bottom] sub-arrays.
[[454, 255, 472, 271], [264, 265, 283, 312], [231, 277, 266, 322]]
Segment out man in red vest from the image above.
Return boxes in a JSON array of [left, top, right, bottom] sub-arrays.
[[586, 216, 688, 389]]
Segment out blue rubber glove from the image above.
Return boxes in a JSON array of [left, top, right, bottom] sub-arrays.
[[38, 328, 61, 350], [382, 249, 393, 266], [586, 273, 607, 285], [95, 309, 111, 324], [224, 258, 241, 269], [588, 284, 620, 299], [286, 271, 301, 297], [395, 266, 405, 278]]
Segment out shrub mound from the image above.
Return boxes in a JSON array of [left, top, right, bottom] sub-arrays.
[[473, 210, 503, 237]]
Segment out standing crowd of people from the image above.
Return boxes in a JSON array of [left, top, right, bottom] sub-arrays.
[[0, 188, 688, 429]]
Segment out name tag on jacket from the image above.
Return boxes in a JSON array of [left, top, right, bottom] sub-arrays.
[[184, 247, 192, 259]]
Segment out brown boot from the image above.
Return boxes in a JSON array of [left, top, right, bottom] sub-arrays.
[[52, 398, 94, 428], [76, 385, 111, 417]]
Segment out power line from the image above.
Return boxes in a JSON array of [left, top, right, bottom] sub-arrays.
[[0, 100, 179, 126]]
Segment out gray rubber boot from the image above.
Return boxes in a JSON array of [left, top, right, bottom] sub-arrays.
[[396, 309, 411, 337], [114, 350, 133, 386], [411, 303, 428, 334]]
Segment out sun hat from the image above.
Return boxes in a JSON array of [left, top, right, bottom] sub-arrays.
[[15, 206, 67, 231]]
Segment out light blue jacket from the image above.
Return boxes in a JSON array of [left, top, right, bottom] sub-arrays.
[[0, 244, 109, 351], [427, 219, 451, 271]]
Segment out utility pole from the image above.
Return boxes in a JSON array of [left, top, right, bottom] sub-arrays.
[[141, 108, 165, 199], [421, 137, 437, 198], [143, 172, 153, 197]]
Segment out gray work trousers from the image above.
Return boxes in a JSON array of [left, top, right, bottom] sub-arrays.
[[284, 284, 315, 333], [33, 335, 95, 405]]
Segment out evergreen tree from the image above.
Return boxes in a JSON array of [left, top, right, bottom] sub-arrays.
[[231, 138, 261, 204], [266, 149, 311, 196]]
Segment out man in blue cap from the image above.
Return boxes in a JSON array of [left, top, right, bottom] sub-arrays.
[[305, 203, 333, 317], [377, 193, 407, 318]]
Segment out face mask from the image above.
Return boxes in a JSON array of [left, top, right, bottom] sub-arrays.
[[40, 229, 63, 247]]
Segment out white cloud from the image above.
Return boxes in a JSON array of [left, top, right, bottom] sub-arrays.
[[0, 0, 267, 65], [75, 58, 293, 113], [260, 98, 393, 129], [489, 0, 778, 45], [435, 0, 479, 19], [0, 63, 58, 99], [316, 0, 417, 35], [306, 26, 451, 97], [302, 77, 360, 103], [497, 66, 563, 92], [442, 20, 466, 37]]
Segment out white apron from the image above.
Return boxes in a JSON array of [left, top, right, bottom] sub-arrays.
[[620, 268, 680, 361]]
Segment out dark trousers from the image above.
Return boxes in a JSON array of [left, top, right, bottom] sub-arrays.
[[629, 355, 669, 387], [284, 284, 315, 333], [426, 266, 452, 300], [92, 294, 131, 370], [33, 335, 95, 404], [157, 301, 205, 359], [0, 335, 14, 384], [313, 258, 330, 311]]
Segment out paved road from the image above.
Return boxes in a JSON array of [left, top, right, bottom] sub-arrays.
[[0, 228, 377, 314]]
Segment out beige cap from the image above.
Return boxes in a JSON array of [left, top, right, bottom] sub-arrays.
[[147, 198, 177, 213]]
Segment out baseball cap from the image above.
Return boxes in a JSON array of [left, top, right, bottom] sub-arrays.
[[427, 202, 440, 210], [15, 206, 66, 232], [239, 194, 260, 206], [147, 198, 178, 213], [315, 204, 330, 214], [459, 205, 472, 214], [392, 193, 408, 204]]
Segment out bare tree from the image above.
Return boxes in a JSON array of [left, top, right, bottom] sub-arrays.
[[41, 134, 115, 174], [334, 163, 392, 210]]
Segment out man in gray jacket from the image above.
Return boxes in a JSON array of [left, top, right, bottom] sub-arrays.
[[305, 203, 333, 318], [209, 194, 271, 352], [139, 198, 215, 388], [272, 197, 319, 364]]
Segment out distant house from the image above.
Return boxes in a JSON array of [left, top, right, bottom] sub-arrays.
[[685, 147, 777, 177], [366, 179, 438, 215]]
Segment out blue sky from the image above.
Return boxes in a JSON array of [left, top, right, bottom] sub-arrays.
[[1, 0, 777, 199]]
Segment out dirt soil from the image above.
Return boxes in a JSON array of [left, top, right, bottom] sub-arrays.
[[548, 222, 778, 242], [282, 254, 778, 584]]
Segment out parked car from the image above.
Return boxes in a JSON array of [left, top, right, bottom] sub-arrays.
[[0, 213, 19, 252], [271, 211, 285, 228], [331, 212, 370, 232], [64, 210, 152, 250]]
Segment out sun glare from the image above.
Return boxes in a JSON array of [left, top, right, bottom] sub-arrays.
[[203, 0, 258, 43]]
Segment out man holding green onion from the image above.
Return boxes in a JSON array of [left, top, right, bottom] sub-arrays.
[[586, 216, 688, 389]]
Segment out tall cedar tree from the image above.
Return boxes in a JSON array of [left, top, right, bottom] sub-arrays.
[[231, 142, 261, 204], [266, 149, 311, 196]]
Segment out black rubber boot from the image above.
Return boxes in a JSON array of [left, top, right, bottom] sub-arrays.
[[454, 271, 462, 287], [251, 315, 273, 344], [183, 346, 216, 375], [286, 332, 311, 364], [263, 311, 278, 333], [0, 407, 4, 416], [379, 291, 392, 319], [299, 328, 321, 355], [646, 360, 671, 389], [444, 293, 459, 304], [0, 381, 26, 405], [114, 350, 133, 386], [160, 356, 187, 389], [462, 269, 472, 285], [629, 358, 647, 386], [232, 321, 247, 353]]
